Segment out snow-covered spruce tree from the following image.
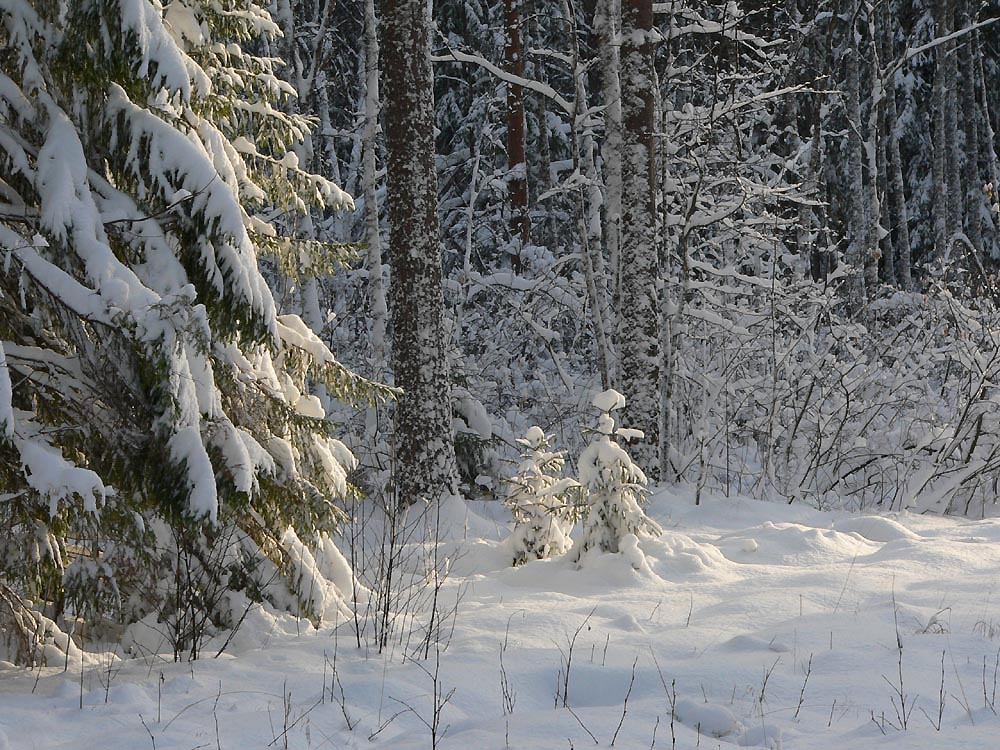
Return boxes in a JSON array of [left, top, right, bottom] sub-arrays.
[[504, 426, 578, 565], [575, 390, 661, 559], [0, 0, 387, 658]]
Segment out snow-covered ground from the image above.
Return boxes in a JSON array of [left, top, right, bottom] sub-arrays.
[[4, 489, 1000, 749]]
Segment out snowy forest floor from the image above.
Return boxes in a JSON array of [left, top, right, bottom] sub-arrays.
[[4, 489, 1000, 749]]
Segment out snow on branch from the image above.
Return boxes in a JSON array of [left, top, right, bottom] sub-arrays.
[[431, 47, 574, 116]]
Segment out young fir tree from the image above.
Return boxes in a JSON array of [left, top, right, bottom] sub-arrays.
[[0, 0, 388, 656], [575, 390, 661, 559], [504, 426, 577, 565]]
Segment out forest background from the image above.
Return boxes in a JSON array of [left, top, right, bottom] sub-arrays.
[[5, 0, 1000, 663]]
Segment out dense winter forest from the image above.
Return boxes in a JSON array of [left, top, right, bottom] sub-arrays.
[[6, 0, 1000, 671]]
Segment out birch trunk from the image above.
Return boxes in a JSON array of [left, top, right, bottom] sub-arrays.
[[563, 0, 613, 389], [363, 0, 388, 377], [619, 0, 660, 476]]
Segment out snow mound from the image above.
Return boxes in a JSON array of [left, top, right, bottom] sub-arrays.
[[420, 493, 501, 540], [716, 522, 881, 565], [573, 545, 665, 586], [646, 529, 733, 579], [859, 536, 985, 574], [620, 533, 647, 570], [105, 683, 155, 711], [606, 611, 646, 633], [673, 697, 740, 738], [738, 722, 783, 748], [832, 516, 918, 542]]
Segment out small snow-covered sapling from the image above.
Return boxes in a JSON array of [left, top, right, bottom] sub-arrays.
[[575, 389, 662, 559], [504, 426, 579, 565]]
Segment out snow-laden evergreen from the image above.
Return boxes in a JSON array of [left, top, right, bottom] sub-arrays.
[[504, 426, 578, 565], [0, 0, 387, 657], [575, 390, 662, 558]]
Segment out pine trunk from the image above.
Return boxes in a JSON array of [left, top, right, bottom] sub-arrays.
[[382, 0, 459, 505]]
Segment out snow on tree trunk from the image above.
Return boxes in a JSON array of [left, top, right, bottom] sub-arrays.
[[618, 0, 660, 478], [381, 0, 460, 506], [870, 11, 894, 286]]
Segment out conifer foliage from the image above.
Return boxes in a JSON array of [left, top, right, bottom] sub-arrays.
[[504, 426, 577, 565], [0, 0, 384, 657], [576, 390, 662, 558]]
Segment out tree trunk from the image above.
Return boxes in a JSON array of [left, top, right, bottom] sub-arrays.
[[505, 0, 530, 270], [884, 89, 911, 288], [381, 0, 459, 505], [879, 6, 912, 289], [974, 35, 1000, 259], [931, 5, 949, 260], [619, 0, 659, 477], [564, 0, 613, 389], [364, 0, 387, 377], [958, 0, 984, 258], [863, 9, 884, 291], [596, 0, 623, 309], [843, 0, 874, 305], [877, 99, 895, 286], [942, 0, 963, 249]]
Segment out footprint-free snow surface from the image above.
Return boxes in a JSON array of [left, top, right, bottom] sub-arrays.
[[5, 489, 1000, 749]]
